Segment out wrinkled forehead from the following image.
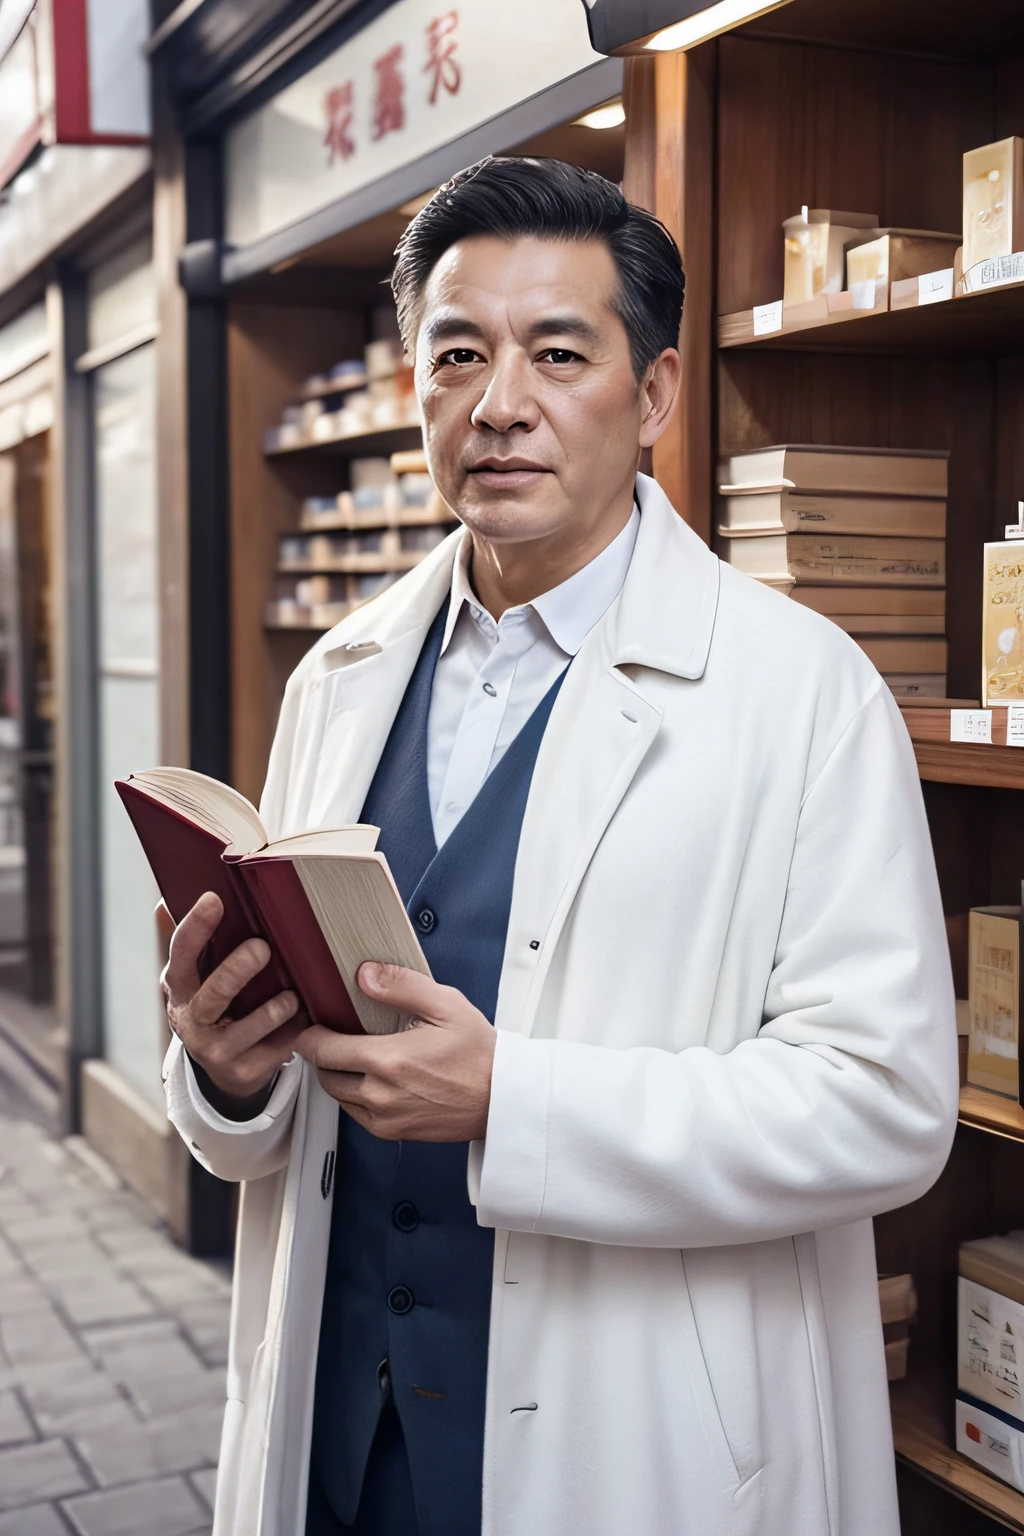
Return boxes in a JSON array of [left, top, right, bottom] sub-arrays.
[[415, 234, 624, 343]]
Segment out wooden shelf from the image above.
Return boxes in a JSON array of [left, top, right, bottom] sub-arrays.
[[264, 424, 422, 459], [719, 279, 1024, 357], [912, 740, 1024, 791], [893, 1414, 1024, 1531], [958, 1084, 1024, 1142], [278, 553, 424, 575], [298, 510, 457, 533]]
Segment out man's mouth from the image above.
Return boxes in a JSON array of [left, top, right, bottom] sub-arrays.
[[467, 458, 551, 488]]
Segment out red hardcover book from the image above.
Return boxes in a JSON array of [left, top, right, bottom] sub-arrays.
[[116, 768, 429, 1035]]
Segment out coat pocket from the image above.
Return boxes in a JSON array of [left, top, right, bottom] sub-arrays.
[[674, 1253, 747, 1490]]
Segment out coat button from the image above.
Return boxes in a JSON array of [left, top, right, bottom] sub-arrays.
[[416, 908, 436, 934], [388, 1285, 415, 1315], [393, 1201, 419, 1232]]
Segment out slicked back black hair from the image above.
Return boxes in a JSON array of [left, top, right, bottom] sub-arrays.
[[391, 156, 684, 382]]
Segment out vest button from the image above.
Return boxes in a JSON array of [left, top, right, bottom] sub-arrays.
[[387, 1284, 415, 1315], [393, 1201, 419, 1232], [416, 908, 436, 934]]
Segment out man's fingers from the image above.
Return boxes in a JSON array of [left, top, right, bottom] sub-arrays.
[[356, 962, 461, 1024], [155, 901, 175, 965], [197, 990, 301, 1066], [294, 1023, 383, 1075], [163, 892, 224, 1000], [189, 936, 272, 1027]]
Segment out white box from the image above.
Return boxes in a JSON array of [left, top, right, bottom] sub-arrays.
[[958, 1276, 1024, 1418], [956, 1395, 1024, 1491]]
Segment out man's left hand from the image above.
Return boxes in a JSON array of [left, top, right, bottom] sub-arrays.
[[295, 962, 496, 1141]]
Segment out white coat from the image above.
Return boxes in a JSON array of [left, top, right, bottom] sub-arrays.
[[164, 473, 959, 1536]]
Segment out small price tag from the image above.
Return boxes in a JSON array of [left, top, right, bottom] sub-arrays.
[[918, 269, 953, 306], [965, 253, 1024, 292], [849, 279, 877, 311], [950, 710, 993, 744], [752, 301, 783, 336], [1007, 706, 1024, 746]]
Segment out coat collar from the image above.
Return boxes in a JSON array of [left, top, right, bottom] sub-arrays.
[[314, 470, 719, 686], [612, 472, 720, 680]]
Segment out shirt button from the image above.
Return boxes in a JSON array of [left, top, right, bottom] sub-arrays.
[[416, 908, 436, 934], [482, 681, 497, 697], [388, 1284, 415, 1315], [393, 1201, 419, 1232]]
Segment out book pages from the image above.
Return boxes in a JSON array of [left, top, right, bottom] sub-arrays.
[[293, 853, 430, 1035]]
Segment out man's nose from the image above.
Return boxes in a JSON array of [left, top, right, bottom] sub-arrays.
[[470, 351, 540, 435]]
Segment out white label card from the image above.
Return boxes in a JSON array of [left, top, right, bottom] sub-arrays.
[[918, 269, 954, 305], [950, 710, 993, 744], [752, 301, 783, 336], [849, 279, 877, 311], [1007, 706, 1024, 746]]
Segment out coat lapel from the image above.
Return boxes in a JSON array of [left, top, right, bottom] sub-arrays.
[[497, 476, 722, 1039], [284, 532, 461, 834]]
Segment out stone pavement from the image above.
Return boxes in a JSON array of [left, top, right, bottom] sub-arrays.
[[0, 1052, 230, 1535]]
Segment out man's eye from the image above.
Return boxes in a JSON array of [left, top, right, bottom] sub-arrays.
[[434, 348, 481, 368], [539, 348, 582, 365]]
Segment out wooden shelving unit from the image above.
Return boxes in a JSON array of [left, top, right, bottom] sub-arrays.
[[643, 0, 1024, 1525], [912, 740, 1024, 791], [264, 423, 422, 459], [893, 1413, 1024, 1531], [959, 1084, 1024, 1142], [719, 277, 1024, 355]]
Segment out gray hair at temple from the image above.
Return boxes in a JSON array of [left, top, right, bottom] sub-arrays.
[[390, 155, 685, 383]]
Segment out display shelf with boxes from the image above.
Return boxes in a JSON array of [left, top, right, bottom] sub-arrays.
[[651, 3, 1024, 1524], [264, 453, 460, 634]]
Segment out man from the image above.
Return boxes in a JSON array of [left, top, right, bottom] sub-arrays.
[[161, 157, 958, 1536]]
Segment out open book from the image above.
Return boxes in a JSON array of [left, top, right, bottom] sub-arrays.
[[116, 767, 430, 1035]]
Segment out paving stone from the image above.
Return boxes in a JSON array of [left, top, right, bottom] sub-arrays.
[[73, 1401, 221, 1488], [176, 1300, 231, 1368], [1, 1306, 84, 1367], [48, 1277, 155, 1330], [61, 1475, 209, 1536], [0, 1387, 35, 1447], [0, 1502, 70, 1534], [0, 1437, 89, 1510], [188, 1467, 217, 1513], [21, 1366, 125, 1436], [4, 1213, 91, 1252]]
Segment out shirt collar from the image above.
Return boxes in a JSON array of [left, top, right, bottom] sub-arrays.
[[441, 504, 640, 659]]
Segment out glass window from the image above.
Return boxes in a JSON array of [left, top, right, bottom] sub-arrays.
[[87, 237, 155, 354], [92, 341, 163, 1104]]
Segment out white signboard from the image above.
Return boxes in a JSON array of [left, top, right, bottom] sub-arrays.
[[224, 0, 605, 248]]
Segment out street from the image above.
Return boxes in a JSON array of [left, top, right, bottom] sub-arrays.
[[0, 1032, 228, 1535]]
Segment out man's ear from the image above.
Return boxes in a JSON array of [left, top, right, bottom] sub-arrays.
[[638, 348, 682, 450]]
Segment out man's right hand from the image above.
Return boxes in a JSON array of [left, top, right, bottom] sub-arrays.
[[160, 891, 304, 1105]]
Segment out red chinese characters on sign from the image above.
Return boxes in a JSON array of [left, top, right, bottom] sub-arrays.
[[372, 44, 406, 140], [323, 81, 356, 163], [424, 11, 461, 105]]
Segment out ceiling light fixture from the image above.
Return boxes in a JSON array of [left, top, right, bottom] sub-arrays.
[[573, 101, 626, 130], [581, 0, 795, 55]]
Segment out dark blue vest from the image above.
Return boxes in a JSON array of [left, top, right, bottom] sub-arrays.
[[309, 603, 567, 1536]]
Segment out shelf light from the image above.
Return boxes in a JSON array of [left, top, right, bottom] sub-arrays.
[[581, 0, 796, 55], [645, 0, 793, 50], [573, 101, 626, 131]]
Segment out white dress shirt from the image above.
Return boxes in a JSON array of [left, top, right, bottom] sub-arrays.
[[426, 506, 640, 845]]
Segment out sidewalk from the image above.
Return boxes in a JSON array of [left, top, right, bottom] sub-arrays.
[[0, 1035, 230, 1536]]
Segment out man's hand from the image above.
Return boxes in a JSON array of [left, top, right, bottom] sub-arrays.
[[295, 963, 496, 1142], [161, 892, 305, 1103]]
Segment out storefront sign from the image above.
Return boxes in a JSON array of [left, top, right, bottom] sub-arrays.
[[0, 0, 148, 185], [224, 0, 604, 248]]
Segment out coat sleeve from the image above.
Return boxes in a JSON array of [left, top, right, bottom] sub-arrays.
[[472, 683, 960, 1248], [163, 1032, 302, 1184]]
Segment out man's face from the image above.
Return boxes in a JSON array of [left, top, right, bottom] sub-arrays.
[[413, 235, 665, 550]]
